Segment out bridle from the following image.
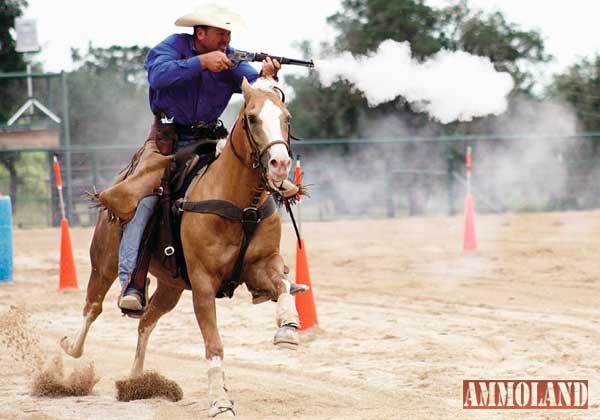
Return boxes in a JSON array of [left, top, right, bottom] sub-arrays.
[[176, 85, 302, 299], [229, 89, 295, 194]]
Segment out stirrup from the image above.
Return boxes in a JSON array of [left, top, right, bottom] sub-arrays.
[[118, 278, 149, 318], [118, 290, 143, 311]]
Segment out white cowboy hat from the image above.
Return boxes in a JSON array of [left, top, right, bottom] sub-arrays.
[[175, 3, 247, 32]]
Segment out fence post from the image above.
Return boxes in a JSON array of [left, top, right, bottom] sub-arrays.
[[48, 151, 60, 226], [447, 150, 456, 216], [384, 158, 395, 217], [89, 150, 98, 225], [60, 71, 73, 221]]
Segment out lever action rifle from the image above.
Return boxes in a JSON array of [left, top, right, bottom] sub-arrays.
[[227, 48, 314, 68]]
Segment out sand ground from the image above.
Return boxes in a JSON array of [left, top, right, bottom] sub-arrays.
[[1, 210, 600, 419]]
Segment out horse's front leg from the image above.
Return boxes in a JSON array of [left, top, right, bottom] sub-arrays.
[[246, 255, 304, 349], [61, 210, 119, 358], [190, 276, 234, 417]]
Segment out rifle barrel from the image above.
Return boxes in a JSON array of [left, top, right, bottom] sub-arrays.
[[255, 53, 314, 68]]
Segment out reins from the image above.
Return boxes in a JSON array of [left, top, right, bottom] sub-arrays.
[[177, 92, 296, 299]]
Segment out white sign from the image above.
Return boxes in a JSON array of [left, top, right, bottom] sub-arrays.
[[15, 17, 40, 53]]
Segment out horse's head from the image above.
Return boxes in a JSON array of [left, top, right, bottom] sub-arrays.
[[240, 77, 293, 191]]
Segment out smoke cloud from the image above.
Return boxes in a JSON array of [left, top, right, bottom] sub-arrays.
[[315, 40, 514, 124]]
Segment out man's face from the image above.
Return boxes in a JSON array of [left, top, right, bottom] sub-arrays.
[[197, 26, 231, 53]]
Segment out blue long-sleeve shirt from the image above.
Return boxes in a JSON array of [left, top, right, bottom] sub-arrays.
[[144, 33, 259, 125]]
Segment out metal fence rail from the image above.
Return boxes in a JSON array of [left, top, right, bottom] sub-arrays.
[[0, 133, 599, 227]]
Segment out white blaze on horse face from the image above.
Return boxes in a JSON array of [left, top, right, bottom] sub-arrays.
[[259, 99, 291, 181]]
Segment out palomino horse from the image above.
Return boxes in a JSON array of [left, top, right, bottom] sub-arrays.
[[60, 77, 304, 417]]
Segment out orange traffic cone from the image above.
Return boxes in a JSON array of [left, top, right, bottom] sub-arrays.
[[295, 239, 318, 330], [463, 193, 477, 252], [59, 218, 78, 290]]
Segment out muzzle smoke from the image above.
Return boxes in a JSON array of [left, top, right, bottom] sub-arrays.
[[315, 40, 514, 124]]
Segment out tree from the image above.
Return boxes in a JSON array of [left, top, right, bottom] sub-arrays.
[[0, 0, 28, 210], [67, 43, 150, 148], [71, 43, 150, 85], [0, 0, 27, 120], [327, 0, 441, 59], [438, 0, 550, 93], [547, 55, 600, 131], [0, 0, 27, 70], [286, 0, 550, 138]]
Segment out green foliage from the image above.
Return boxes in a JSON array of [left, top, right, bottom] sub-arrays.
[[0, 0, 28, 121], [287, 0, 550, 138], [547, 55, 600, 131], [67, 43, 151, 147], [0, 0, 27, 71], [438, 1, 550, 92], [71, 43, 150, 85], [327, 0, 441, 58], [0, 0, 29, 215], [287, 74, 366, 138], [14, 151, 47, 195], [13, 151, 52, 227], [0, 150, 49, 221]]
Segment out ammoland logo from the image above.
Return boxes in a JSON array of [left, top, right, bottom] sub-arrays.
[[463, 380, 588, 409]]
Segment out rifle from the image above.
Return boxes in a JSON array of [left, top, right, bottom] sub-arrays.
[[227, 48, 314, 68]]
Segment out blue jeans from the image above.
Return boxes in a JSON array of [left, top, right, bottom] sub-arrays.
[[118, 195, 159, 290], [118, 139, 196, 291]]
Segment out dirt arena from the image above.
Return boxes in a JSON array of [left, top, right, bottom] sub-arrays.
[[1, 210, 599, 419]]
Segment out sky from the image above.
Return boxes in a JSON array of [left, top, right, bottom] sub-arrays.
[[22, 0, 600, 86]]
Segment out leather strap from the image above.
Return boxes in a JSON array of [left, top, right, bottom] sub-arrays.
[[178, 197, 276, 222], [176, 196, 277, 298]]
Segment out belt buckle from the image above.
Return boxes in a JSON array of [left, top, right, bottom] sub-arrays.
[[191, 121, 207, 130]]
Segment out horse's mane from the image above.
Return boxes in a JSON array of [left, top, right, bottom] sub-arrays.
[[251, 77, 279, 93]]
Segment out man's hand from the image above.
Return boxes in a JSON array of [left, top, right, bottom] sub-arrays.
[[200, 51, 233, 72], [261, 57, 281, 80]]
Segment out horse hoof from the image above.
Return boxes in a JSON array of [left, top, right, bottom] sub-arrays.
[[208, 399, 235, 417], [60, 336, 82, 359], [273, 325, 299, 349]]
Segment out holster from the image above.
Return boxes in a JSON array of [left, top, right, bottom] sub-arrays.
[[95, 113, 225, 223], [155, 164, 180, 279], [131, 163, 183, 289], [153, 114, 178, 155]]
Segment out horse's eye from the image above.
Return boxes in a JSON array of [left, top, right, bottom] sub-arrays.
[[247, 114, 258, 124]]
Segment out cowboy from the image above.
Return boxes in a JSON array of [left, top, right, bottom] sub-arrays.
[[96, 3, 281, 312]]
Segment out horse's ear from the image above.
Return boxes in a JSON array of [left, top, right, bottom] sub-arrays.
[[241, 77, 252, 102]]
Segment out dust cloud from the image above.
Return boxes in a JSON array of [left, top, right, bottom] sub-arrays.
[[0, 305, 99, 398], [115, 371, 183, 402], [31, 355, 99, 398]]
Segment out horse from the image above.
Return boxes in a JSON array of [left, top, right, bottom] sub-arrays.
[[60, 77, 305, 417]]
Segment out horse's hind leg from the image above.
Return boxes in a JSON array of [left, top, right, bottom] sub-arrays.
[[130, 277, 183, 378], [61, 210, 119, 358]]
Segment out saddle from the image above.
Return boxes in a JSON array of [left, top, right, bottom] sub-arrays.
[[122, 140, 278, 317], [129, 141, 216, 295]]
